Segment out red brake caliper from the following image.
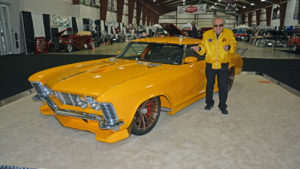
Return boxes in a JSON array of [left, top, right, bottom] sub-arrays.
[[145, 100, 152, 118]]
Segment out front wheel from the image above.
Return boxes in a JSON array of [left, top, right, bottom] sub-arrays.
[[65, 44, 73, 52], [292, 44, 298, 52], [227, 68, 235, 91], [131, 97, 161, 136], [90, 41, 95, 49]]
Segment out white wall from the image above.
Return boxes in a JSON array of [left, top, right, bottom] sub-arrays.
[[260, 8, 267, 27], [0, 0, 25, 54], [159, 10, 236, 30], [22, 0, 99, 20], [285, 0, 299, 26]]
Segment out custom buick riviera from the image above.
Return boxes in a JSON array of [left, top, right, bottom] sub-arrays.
[[29, 37, 243, 143]]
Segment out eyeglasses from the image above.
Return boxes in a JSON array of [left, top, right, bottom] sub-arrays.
[[213, 24, 224, 27]]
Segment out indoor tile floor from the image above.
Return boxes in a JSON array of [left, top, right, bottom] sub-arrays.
[[0, 74, 300, 169]]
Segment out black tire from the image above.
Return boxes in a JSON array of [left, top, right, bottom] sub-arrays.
[[65, 44, 73, 52], [131, 97, 161, 136], [227, 68, 235, 91]]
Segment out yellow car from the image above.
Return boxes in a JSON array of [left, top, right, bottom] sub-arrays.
[[29, 37, 243, 143]]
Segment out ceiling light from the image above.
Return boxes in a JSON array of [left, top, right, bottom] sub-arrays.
[[261, 0, 266, 2], [243, 6, 246, 8], [250, 3, 255, 5], [218, 0, 221, 2]]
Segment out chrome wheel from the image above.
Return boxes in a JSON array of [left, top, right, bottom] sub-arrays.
[[131, 97, 161, 135], [228, 68, 235, 91], [90, 41, 95, 49], [292, 44, 298, 52], [66, 44, 73, 52]]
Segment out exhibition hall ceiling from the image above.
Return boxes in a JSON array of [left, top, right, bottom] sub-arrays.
[[139, 0, 286, 15]]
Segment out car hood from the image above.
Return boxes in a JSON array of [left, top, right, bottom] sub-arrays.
[[50, 58, 168, 96], [160, 23, 183, 36]]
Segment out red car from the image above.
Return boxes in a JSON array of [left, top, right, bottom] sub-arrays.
[[290, 33, 300, 52], [49, 28, 95, 52], [160, 23, 188, 36]]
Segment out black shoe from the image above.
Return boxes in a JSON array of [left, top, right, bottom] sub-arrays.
[[220, 109, 229, 115], [204, 105, 213, 110]]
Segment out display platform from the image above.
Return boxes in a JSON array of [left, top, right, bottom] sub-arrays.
[[0, 73, 299, 169]]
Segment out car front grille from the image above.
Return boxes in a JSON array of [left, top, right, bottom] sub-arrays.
[[54, 92, 80, 107]]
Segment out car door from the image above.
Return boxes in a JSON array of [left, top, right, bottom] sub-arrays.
[[168, 46, 206, 107]]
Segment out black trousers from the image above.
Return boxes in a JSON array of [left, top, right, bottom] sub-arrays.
[[205, 63, 229, 110]]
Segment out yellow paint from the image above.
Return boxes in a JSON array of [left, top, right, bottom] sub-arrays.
[[29, 36, 243, 143]]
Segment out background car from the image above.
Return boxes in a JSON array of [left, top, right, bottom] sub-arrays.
[[256, 30, 289, 48], [28, 37, 243, 143], [289, 32, 300, 52], [49, 28, 95, 52]]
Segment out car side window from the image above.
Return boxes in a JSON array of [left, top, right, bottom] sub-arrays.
[[186, 46, 205, 61], [122, 43, 148, 58]]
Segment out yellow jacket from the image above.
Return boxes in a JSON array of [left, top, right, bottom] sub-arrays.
[[197, 28, 237, 69]]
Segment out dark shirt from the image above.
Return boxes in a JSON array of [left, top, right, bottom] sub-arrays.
[[189, 26, 199, 39]]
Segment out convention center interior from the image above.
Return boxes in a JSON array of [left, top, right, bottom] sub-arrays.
[[0, 0, 300, 168]]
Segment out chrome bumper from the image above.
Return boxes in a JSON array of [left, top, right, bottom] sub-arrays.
[[33, 94, 123, 131]]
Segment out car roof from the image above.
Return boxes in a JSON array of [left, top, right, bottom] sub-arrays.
[[132, 37, 201, 45]]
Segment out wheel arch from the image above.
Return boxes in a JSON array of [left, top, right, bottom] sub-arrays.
[[127, 93, 173, 128]]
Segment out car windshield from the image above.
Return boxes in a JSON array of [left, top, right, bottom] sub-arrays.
[[117, 42, 184, 65]]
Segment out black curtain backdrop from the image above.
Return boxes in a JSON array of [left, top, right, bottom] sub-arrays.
[[22, 11, 35, 53], [0, 56, 299, 101], [51, 28, 58, 42], [72, 17, 78, 33], [0, 54, 114, 101], [105, 24, 108, 32], [43, 14, 51, 42], [83, 18, 89, 31]]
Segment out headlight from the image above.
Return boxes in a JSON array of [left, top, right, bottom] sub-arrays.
[[43, 85, 53, 97], [76, 96, 101, 110]]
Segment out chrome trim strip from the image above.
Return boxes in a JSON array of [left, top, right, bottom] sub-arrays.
[[136, 61, 161, 67], [55, 110, 101, 121], [68, 93, 75, 106], [32, 94, 123, 130]]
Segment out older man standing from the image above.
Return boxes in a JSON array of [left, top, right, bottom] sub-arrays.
[[192, 16, 237, 115]]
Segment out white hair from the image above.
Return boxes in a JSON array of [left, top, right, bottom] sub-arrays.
[[212, 16, 225, 25]]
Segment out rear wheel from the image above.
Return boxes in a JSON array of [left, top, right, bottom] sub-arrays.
[[131, 97, 161, 135], [227, 68, 235, 91]]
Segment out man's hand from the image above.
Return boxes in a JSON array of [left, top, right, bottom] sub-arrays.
[[223, 45, 229, 51], [191, 46, 200, 52]]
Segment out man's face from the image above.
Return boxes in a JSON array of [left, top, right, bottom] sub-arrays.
[[213, 18, 224, 34]]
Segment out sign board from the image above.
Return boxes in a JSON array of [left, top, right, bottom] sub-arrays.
[[178, 4, 206, 14]]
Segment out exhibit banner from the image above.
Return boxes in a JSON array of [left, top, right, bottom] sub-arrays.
[[50, 15, 72, 30], [178, 4, 206, 14]]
